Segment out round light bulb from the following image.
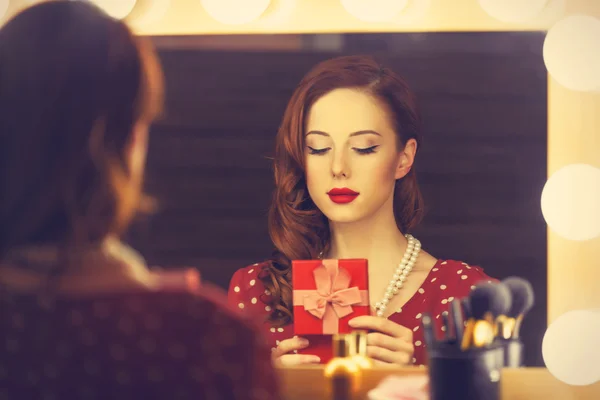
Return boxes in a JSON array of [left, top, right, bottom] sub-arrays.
[[541, 164, 600, 241], [542, 309, 600, 385], [340, 0, 409, 23], [90, 0, 137, 20], [477, 0, 549, 23], [543, 15, 600, 92], [200, 0, 271, 25]]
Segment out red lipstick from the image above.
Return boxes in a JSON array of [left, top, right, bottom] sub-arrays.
[[327, 188, 359, 204]]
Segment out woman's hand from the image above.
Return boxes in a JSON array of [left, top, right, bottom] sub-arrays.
[[271, 336, 321, 367], [349, 316, 414, 366]]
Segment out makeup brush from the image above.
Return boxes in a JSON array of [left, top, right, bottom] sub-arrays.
[[421, 312, 436, 350], [461, 282, 511, 350], [449, 298, 464, 345], [501, 277, 534, 339]]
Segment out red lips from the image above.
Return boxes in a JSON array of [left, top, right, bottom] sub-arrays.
[[327, 188, 359, 204]]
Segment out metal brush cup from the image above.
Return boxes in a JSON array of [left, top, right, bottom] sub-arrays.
[[427, 343, 504, 400]]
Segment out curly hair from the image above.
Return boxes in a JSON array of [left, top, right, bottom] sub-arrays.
[[260, 55, 425, 326]]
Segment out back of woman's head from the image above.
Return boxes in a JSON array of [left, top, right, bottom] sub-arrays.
[[262, 55, 424, 325], [0, 1, 163, 256]]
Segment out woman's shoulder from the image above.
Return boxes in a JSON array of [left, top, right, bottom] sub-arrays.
[[423, 259, 496, 305]]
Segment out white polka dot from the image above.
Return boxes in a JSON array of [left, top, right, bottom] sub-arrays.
[[441, 326, 447, 332], [487, 280, 493, 283], [441, 299, 448, 304], [238, 303, 245, 309], [416, 313, 422, 319], [396, 308, 403, 313], [415, 341, 422, 346], [466, 266, 472, 269], [436, 315, 441, 319], [251, 298, 258, 304], [275, 340, 280, 345], [418, 288, 425, 294], [431, 277, 437, 282], [277, 328, 284, 332], [433, 268, 439, 271], [461, 275, 468, 280], [249, 280, 256, 286], [270, 328, 276, 333], [471, 285, 476, 290], [412, 357, 417, 363], [265, 306, 272, 311], [457, 269, 463, 274], [413, 326, 419, 332], [440, 285, 447, 290], [264, 290, 271, 295], [234, 286, 240, 293], [448, 297, 455, 302], [249, 269, 254, 274], [441, 261, 448, 265]]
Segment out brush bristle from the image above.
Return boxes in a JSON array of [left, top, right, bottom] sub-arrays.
[[469, 282, 511, 320], [502, 277, 534, 318]]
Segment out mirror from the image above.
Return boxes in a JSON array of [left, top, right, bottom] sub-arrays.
[[127, 31, 547, 366]]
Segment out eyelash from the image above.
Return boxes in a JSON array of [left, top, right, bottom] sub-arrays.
[[307, 145, 379, 155]]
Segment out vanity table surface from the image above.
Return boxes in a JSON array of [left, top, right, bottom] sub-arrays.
[[277, 366, 600, 400]]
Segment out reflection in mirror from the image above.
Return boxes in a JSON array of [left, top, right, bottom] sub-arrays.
[[126, 32, 547, 367]]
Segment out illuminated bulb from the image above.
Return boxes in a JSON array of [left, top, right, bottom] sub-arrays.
[[0, 0, 8, 20], [90, 0, 137, 19], [542, 309, 600, 385], [541, 164, 600, 241], [543, 15, 600, 92], [477, 0, 549, 23], [200, 0, 271, 25], [340, 0, 409, 23]]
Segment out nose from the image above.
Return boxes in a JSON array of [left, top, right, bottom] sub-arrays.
[[331, 148, 350, 179]]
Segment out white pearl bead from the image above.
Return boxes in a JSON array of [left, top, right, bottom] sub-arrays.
[[392, 274, 400, 281], [402, 270, 409, 277], [381, 298, 389, 305], [393, 287, 399, 294], [376, 310, 384, 317], [400, 275, 406, 282], [384, 292, 392, 300], [395, 281, 403, 288], [375, 302, 381, 308]]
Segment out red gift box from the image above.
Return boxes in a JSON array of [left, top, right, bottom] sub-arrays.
[[292, 259, 370, 362]]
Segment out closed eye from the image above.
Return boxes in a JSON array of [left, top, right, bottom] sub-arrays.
[[353, 145, 379, 155], [307, 146, 330, 155]]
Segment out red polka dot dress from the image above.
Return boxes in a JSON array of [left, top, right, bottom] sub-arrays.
[[228, 260, 495, 365]]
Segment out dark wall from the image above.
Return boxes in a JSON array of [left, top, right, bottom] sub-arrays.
[[127, 32, 547, 366]]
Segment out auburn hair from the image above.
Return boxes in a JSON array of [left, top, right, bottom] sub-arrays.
[[259, 55, 425, 326], [0, 1, 163, 264]]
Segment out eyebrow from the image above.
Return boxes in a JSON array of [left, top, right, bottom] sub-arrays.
[[305, 130, 382, 137]]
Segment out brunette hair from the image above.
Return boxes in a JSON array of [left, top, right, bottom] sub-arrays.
[[260, 55, 424, 326], [0, 1, 163, 261]]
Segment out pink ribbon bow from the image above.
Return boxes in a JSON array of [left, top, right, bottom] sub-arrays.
[[293, 260, 369, 334]]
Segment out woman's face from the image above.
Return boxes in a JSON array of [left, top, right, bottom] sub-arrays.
[[304, 88, 416, 225]]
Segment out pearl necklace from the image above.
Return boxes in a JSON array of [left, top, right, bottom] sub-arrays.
[[374, 234, 422, 317]]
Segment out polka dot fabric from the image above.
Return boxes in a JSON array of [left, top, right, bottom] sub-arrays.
[[0, 282, 279, 400], [228, 259, 495, 366]]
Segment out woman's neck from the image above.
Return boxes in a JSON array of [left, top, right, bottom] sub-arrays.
[[326, 206, 410, 277]]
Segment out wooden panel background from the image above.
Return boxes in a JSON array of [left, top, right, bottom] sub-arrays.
[[125, 32, 547, 366]]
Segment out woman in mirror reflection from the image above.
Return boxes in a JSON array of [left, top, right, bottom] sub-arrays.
[[229, 55, 495, 367], [0, 1, 277, 399]]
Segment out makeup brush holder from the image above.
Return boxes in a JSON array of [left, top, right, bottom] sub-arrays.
[[427, 344, 504, 400], [497, 338, 523, 367]]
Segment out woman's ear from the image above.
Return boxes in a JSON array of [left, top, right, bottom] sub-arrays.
[[395, 138, 417, 180]]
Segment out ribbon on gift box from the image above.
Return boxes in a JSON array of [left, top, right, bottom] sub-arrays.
[[293, 260, 369, 334]]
